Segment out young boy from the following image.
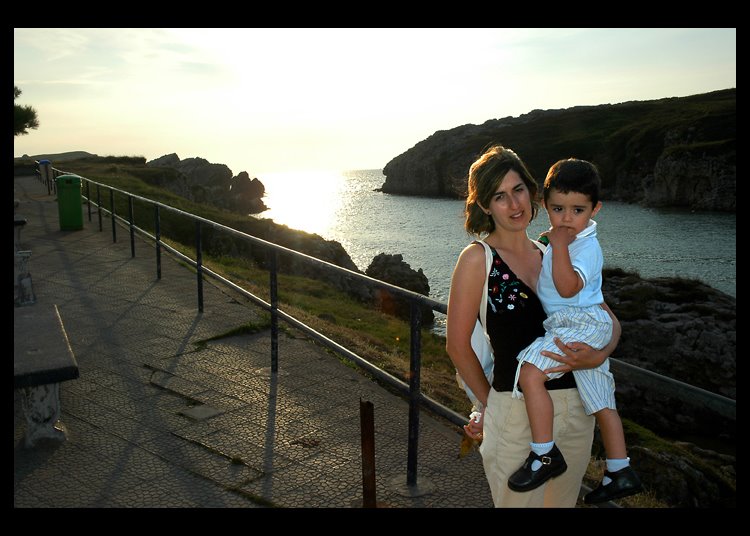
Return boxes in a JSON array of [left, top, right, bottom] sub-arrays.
[[506, 158, 642, 504]]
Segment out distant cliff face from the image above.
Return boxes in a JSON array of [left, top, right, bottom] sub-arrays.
[[382, 89, 736, 212], [646, 140, 736, 211]]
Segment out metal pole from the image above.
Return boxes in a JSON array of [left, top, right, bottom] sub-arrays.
[[406, 301, 422, 487], [110, 188, 116, 243], [270, 250, 279, 373], [128, 195, 135, 258], [155, 205, 162, 280], [86, 180, 92, 222], [195, 221, 203, 313], [360, 398, 377, 508], [97, 185, 102, 231]]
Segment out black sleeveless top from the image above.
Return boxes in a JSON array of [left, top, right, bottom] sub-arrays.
[[482, 244, 577, 392]]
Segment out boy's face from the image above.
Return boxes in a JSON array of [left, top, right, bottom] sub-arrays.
[[543, 189, 601, 235]]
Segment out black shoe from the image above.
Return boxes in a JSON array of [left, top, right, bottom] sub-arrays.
[[584, 465, 643, 504], [507, 444, 567, 492]]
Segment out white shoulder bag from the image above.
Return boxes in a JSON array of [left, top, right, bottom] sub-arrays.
[[455, 240, 494, 411]]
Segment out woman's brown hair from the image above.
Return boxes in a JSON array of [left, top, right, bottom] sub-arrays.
[[464, 145, 539, 236]]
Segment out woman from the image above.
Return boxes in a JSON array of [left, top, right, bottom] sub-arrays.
[[446, 145, 621, 507]]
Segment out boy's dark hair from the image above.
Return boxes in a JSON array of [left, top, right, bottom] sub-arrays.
[[543, 158, 601, 206]]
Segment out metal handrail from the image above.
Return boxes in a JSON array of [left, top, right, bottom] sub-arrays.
[[609, 358, 735, 420]]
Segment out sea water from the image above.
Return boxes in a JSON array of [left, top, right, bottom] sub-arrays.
[[257, 169, 736, 331]]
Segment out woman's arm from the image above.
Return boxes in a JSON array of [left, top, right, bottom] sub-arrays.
[[446, 243, 491, 409], [541, 301, 621, 374]]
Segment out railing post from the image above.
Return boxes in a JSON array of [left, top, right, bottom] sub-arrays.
[[360, 398, 377, 508], [97, 185, 102, 231], [195, 221, 204, 313], [128, 195, 135, 258], [269, 249, 279, 373], [388, 300, 435, 498], [86, 180, 92, 222], [155, 205, 162, 280], [406, 301, 422, 487], [110, 188, 116, 243]]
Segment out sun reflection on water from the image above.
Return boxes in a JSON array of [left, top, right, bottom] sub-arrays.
[[256, 170, 345, 237]]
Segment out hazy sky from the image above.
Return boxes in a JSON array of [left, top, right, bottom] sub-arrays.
[[14, 28, 736, 177]]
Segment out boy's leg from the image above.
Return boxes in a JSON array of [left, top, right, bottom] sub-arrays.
[[507, 364, 567, 492], [518, 363, 553, 443], [585, 408, 643, 504], [595, 408, 627, 459]]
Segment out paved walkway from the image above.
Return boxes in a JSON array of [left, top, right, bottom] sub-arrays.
[[13, 174, 493, 508]]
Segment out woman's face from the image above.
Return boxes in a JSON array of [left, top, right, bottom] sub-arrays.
[[484, 170, 532, 232]]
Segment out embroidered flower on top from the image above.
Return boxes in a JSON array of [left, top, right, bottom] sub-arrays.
[[486, 250, 531, 313]]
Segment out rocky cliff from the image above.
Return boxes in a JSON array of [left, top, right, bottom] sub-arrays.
[[601, 268, 735, 443], [382, 89, 736, 212]]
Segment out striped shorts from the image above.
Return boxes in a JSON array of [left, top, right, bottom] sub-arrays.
[[513, 304, 616, 415]]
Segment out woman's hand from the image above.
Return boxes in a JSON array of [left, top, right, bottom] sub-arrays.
[[463, 411, 484, 440], [541, 337, 608, 374], [541, 303, 620, 374]]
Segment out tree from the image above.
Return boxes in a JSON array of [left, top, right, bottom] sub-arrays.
[[14, 86, 39, 136]]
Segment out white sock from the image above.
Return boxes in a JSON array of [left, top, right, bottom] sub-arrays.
[[603, 457, 630, 485], [530, 441, 554, 471]]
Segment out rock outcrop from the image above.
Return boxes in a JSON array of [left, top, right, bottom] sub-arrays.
[[229, 172, 267, 214], [601, 268, 736, 442], [630, 443, 735, 508], [147, 154, 267, 214], [381, 89, 736, 212], [588, 268, 736, 508], [365, 253, 434, 324]]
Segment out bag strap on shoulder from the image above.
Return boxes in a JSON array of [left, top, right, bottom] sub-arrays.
[[476, 240, 492, 334]]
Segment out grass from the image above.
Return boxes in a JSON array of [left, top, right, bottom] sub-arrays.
[[194, 252, 464, 410]]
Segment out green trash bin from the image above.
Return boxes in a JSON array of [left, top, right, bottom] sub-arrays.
[[56, 174, 84, 231]]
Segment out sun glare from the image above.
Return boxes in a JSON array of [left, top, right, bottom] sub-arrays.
[[257, 171, 345, 238]]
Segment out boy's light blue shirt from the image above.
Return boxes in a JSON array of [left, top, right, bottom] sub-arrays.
[[536, 220, 604, 316]]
